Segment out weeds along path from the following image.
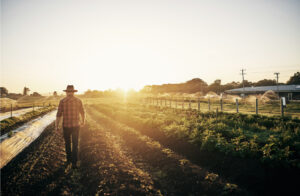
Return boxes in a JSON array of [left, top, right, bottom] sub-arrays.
[[86, 106, 249, 196]]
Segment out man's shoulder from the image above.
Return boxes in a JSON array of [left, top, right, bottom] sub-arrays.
[[74, 96, 83, 103], [60, 96, 82, 103], [60, 97, 67, 103]]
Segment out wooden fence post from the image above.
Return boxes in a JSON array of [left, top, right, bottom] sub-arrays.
[[216, 108, 218, 120], [280, 97, 284, 117], [236, 99, 239, 113], [182, 98, 184, 110], [220, 99, 223, 112], [10, 104, 13, 118], [198, 98, 200, 111], [189, 98, 191, 109], [255, 98, 258, 115], [208, 98, 211, 111]]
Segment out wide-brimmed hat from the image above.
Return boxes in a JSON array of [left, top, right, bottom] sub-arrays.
[[63, 85, 78, 92]]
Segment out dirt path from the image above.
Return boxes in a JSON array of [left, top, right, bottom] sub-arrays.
[[1, 123, 68, 195], [79, 112, 162, 195], [1, 111, 163, 195]]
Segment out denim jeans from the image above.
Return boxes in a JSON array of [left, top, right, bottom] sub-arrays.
[[63, 126, 79, 164]]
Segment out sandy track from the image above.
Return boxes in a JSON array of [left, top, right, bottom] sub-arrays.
[[1, 109, 162, 195]]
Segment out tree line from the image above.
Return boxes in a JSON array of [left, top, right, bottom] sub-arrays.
[[140, 72, 300, 94]]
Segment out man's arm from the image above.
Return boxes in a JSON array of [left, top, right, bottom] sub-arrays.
[[79, 100, 85, 126], [56, 100, 63, 131], [55, 116, 62, 131]]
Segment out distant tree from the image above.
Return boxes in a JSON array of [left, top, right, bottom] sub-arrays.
[[286, 72, 300, 85], [53, 91, 58, 96], [214, 79, 221, 85], [139, 85, 152, 93], [0, 87, 8, 97], [140, 78, 208, 94], [222, 81, 240, 91], [237, 80, 252, 88], [31, 92, 42, 97], [184, 78, 208, 93], [208, 79, 221, 94], [83, 89, 104, 98], [7, 93, 22, 100], [254, 79, 277, 87]]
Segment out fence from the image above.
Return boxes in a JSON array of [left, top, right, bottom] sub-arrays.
[[1, 101, 59, 119], [143, 97, 300, 118]]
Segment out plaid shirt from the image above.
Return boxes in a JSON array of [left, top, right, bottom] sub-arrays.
[[56, 96, 85, 127]]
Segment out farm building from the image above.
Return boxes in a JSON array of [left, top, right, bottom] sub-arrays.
[[225, 85, 300, 100]]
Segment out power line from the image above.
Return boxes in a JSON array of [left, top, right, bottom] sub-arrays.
[[274, 72, 280, 98], [240, 69, 246, 96], [274, 72, 280, 83]]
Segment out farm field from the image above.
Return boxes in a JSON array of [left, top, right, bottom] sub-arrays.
[[1, 98, 299, 195], [0, 96, 61, 113], [1, 103, 247, 196], [145, 97, 300, 118], [88, 100, 300, 194], [2, 1, 300, 195], [0, 106, 56, 136], [0, 107, 43, 121]]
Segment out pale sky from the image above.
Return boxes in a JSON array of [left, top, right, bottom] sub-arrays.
[[1, 0, 300, 94]]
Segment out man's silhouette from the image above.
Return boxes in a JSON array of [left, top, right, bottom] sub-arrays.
[[55, 85, 85, 169]]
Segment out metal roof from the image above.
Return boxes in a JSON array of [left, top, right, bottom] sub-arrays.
[[225, 85, 300, 94]]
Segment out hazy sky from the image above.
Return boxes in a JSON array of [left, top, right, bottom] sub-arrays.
[[1, 0, 300, 94]]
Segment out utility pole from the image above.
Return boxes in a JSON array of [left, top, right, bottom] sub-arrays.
[[240, 69, 246, 98], [274, 72, 280, 98]]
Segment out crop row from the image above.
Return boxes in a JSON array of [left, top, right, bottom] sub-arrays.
[[92, 103, 300, 168], [86, 105, 246, 195]]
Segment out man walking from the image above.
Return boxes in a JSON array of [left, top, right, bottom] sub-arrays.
[[55, 85, 85, 169]]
